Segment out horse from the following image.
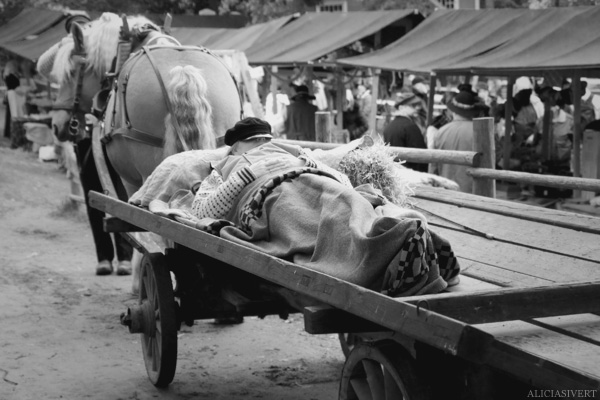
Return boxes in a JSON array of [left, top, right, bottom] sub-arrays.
[[40, 13, 241, 292]]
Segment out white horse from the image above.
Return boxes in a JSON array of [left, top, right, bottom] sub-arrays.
[[38, 13, 241, 293]]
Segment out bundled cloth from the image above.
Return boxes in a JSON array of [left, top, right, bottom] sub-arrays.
[[129, 142, 460, 297]]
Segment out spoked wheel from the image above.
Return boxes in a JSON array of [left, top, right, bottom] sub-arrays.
[[339, 342, 430, 400], [139, 253, 178, 387], [339, 333, 362, 358]]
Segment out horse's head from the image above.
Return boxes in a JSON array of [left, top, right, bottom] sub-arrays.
[[48, 13, 159, 142]]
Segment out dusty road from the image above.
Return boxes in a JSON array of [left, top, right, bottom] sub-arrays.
[[0, 142, 345, 400]]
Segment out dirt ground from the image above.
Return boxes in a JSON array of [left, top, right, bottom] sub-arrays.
[[0, 139, 346, 400]]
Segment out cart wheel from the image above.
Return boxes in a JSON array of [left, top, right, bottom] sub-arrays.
[[139, 253, 178, 387], [338, 333, 362, 358], [339, 342, 430, 400]]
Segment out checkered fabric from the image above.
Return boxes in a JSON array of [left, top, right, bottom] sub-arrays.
[[239, 168, 338, 233]]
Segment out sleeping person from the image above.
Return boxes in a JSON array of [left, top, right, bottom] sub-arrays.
[[191, 117, 460, 298]]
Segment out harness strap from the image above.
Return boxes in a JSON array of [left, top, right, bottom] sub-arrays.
[[142, 45, 190, 152], [110, 127, 164, 147]]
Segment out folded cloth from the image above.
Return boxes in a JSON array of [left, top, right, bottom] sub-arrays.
[[129, 148, 228, 207]]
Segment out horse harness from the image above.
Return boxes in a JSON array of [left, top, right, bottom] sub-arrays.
[[100, 30, 244, 150]]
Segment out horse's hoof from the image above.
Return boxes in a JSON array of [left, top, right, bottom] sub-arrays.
[[95, 260, 113, 276], [116, 260, 132, 276]]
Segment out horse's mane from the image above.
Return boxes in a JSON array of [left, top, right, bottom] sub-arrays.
[[51, 12, 158, 84], [164, 65, 216, 157]]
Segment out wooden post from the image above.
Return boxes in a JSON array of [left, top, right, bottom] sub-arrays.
[[572, 73, 582, 199], [581, 128, 600, 201], [472, 117, 496, 198], [315, 111, 332, 143], [427, 72, 437, 127], [541, 101, 552, 161], [502, 76, 514, 171], [369, 69, 381, 136], [572, 73, 582, 178], [270, 66, 278, 114], [336, 68, 344, 130]]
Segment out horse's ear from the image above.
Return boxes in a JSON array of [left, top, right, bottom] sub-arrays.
[[70, 22, 85, 55]]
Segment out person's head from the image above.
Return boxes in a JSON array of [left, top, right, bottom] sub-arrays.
[[225, 117, 273, 155], [291, 84, 316, 101], [412, 76, 428, 96], [356, 84, 368, 96], [447, 89, 481, 120], [394, 92, 423, 115]]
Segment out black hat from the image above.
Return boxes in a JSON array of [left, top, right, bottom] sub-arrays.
[[65, 13, 91, 33], [224, 117, 273, 146], [447, 90, 481, 119], [291, 84, 316, 100]]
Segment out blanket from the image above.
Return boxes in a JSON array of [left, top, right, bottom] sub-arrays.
[[129, 143, 460, 297]]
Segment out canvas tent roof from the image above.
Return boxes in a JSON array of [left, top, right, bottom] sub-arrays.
[[172, 15, 294, 51], [0, 8, 65, 44], [337, 7, 600, 77], [436, 7, 600, 77], [1, 23, 68, 62], [245, 10, 422, 66]]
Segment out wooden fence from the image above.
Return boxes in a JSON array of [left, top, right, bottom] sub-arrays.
[[284, 114, 600, 200]]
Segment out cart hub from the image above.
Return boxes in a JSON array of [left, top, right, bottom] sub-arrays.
[[120, 301, 156, 336]]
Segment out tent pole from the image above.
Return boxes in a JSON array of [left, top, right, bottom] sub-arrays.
[[270, 66, 279, 114], [369, 69, 381, 136], [427, 72, 437, 127], [503, 76, 515, 171], [541, 101, 552, 161], [572, 73, 582, 189], [336, 67, 344, 130]]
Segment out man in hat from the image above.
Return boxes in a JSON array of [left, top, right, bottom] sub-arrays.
[[284, 84, 318, 141], [382, 93, 428, 172], [430, 88, 485, 193]]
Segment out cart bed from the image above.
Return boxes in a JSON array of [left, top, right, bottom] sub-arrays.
[[89, 188, 600, 391]]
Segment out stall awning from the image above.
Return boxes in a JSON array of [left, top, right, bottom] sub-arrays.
[[337, 7, 600, 77], [1, 23, 68, 62], [0, 8, 65, 44], [245, 10, 421, 66], [172, 15, 295, 51], [436, 7, 600, 77]]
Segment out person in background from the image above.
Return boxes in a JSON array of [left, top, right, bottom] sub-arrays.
[[263, 86, 289, 138], [411, 76, 429, 108], [284, 84, 318, 141], [355, 84, 372, 128], [383, 93, 428, 172], [430, 88, 485, 193], [512, 77, 541, 149], [36, 13, 133, 276], [3, 59, 21, 139]]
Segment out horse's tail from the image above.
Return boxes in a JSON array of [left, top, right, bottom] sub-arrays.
[[163, 65, 215, 158]]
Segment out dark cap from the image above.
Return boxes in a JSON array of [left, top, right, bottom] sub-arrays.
[[224, 117, 273, 146], [65, 13, 91, 33]]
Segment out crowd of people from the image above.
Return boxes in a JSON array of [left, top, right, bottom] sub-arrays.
[[259, 74, 600, 195]]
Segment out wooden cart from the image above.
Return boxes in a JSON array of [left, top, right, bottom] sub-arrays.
[[89, 183, 600, 399]]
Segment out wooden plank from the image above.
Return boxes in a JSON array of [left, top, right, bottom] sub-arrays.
[[414, 186, 600, 234], [444, 274, 499, 293], [89, 191, 490, 357], [272, 139, 481, 167], [303, 306, 387, 334], [103, 217, 146, 232], [477, 320, 600, 389], [459, 260, 553, 288], [415, 198, 600, 262], [404, 282, 600, 324], [433, 225, 600, 284], [467, 168, 600, 193], [532, 314, 600, 345]]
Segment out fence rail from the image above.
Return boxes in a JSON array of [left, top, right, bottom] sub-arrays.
[[295, 114, 600, 200]]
